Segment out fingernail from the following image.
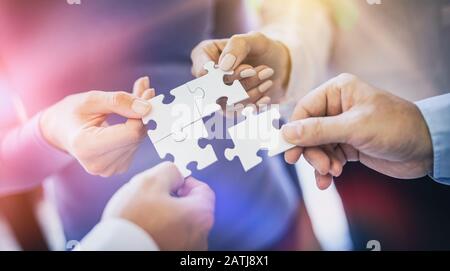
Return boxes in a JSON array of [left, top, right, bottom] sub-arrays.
[[141, 76, 150, 89], [258, 80, 273, 93], [219, 54, 236, 71], [240, 68, 257, 78], [142, 88, 155, 100], [132, 99, 152, 115], [258, 68, 274, 80], [283, 124, 301, 141], [257, 96, 271, 106]]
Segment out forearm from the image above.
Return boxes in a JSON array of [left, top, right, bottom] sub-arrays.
[[416, 94, 450, 184], [0, 113, 73, 196]]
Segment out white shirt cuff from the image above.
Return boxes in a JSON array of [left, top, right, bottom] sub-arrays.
[[79, 218, 159, 251]]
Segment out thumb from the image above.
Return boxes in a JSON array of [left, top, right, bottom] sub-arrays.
[[282, 115, 351, 147], [85, 91, 152, 118]]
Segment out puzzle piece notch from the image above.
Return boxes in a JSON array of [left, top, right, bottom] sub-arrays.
[[152, 119, 218, 177], [224, 139, 263, 172], [187, 61, 249, 117], [225, 106, 295, 171]]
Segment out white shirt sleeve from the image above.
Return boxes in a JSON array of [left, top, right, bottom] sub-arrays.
[[260, 0, 334, 117], [79, 218, 159, 251]]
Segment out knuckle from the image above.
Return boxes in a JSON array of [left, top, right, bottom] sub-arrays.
[[197, 39, 212, 48], [336, 73, 358, 87], [229, 34, 247, 47], [239, 79, 251, 90], [84, 90, 99, 98], [312, 118, 324, 139], [74, 91, 100, 111], [159, 161, 178, 172], [250, 31, 266, 41], [316, 165, 328, 176], [83, 90, 101, 103], [129, 170, 163, 192], [110, 91, 130, 107]]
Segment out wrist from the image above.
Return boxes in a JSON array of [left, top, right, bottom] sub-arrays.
[[275, 40, 292, 90], [415, 94, 450, 183], [414, 104, 434, 175]]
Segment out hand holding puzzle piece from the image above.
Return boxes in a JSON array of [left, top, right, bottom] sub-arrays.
[[142, 61, 294, 177]]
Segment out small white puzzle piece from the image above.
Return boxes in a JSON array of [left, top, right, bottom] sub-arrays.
[[187, 61, 249, 117], [152, 119, 218, 177], [225, 106, 295, 171]]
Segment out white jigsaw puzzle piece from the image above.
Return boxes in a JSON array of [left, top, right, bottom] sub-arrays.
[[225, 106, 295, 171], [224, 139, 263, 172], [187, 61, 249, 117], [263, 128, 295, 157], [224, 107, 263, 171], [143, 85, 201, 143], [152, 119, 218, 177]]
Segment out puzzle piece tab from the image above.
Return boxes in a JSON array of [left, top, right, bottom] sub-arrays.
[[188, 61, 249, 117], [225, 106, 295, 171], [152, 119, 218, 177]]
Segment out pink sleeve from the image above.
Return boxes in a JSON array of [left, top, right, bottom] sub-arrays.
[[0, 113, 74, 195]]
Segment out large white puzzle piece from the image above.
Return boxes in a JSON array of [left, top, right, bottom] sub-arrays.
[[187, 61, 249, 117], [143, 61, 248, 143], [224, 106, 295, 171], [152, 119, 218, 177]]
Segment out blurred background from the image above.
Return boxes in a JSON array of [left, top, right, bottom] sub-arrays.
[[1, 0, 450, 250]]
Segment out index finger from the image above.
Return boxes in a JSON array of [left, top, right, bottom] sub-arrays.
[[290, 73, 355, 122], [191, 39, 226, 77], [284, 74, 349, 163]]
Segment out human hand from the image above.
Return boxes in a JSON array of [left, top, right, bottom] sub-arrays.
[[283, 74, 433, 190], [40, 77, 154, 177], [102, 162, 215, 251], [191, 31, 291, 106]]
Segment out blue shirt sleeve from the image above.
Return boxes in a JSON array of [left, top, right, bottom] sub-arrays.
[[416, 94, 450, 185]]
